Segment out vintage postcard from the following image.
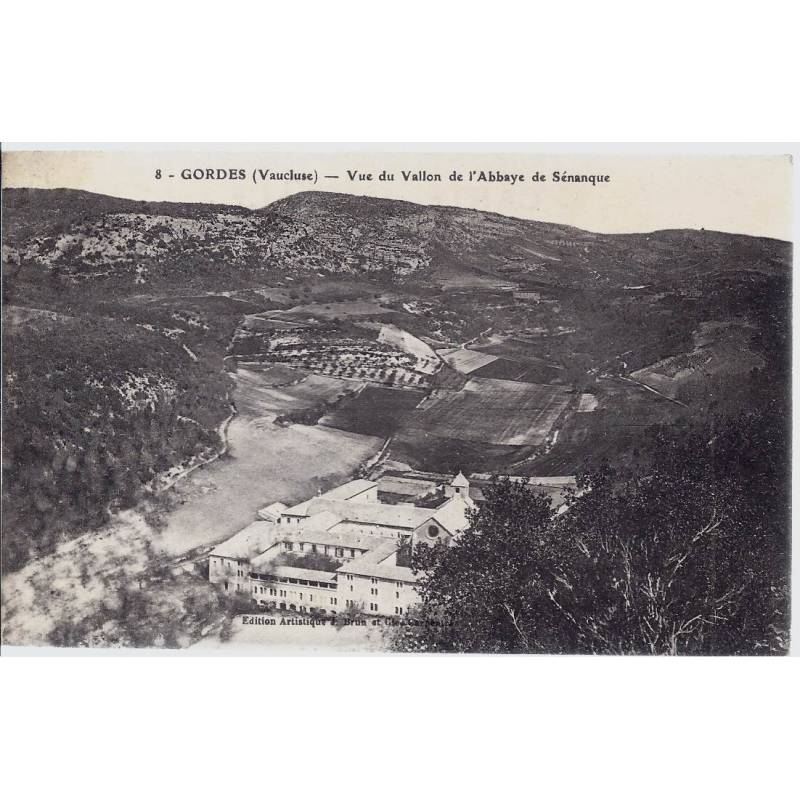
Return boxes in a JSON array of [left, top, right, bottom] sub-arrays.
[[0, 147, 792, 654]]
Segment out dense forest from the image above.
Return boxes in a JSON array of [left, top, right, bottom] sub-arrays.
[[2, 312, 232, 572]]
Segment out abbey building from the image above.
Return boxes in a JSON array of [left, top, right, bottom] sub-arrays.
[[207, 474, 476, 617]]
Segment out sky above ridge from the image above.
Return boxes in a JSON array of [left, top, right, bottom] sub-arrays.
[[2, 148, 792, 240]]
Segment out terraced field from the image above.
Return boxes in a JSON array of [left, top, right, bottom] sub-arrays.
[[630, 322, 764, 400], [406, 377, 573, 446]]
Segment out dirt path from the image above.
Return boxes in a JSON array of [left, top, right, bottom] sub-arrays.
[[155, 407, 236, 494], [617, 375, 689, 408]]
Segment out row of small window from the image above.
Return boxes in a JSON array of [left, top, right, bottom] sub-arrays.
[[252, 586, 339, 606], [213, 562, 245, 579], [258, 592, 339, 614], [253, 586, 286, 598], [285, 542, 358, 559], [253, 574, 336, 589], [344, 575, 406, 590]]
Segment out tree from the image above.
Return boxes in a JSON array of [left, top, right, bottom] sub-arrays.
[[548, 406, 788, 655], [396, 480, 558, 653], [390, 402, 789, 655]]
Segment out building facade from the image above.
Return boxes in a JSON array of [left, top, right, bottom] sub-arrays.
[[208, 473, 475, 617]]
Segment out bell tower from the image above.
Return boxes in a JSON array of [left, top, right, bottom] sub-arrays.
[[445, 471, 470, 498]]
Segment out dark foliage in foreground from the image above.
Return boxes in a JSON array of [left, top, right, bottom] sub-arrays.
[[2, 314, 232, 573], [391, 400, 789, 655]]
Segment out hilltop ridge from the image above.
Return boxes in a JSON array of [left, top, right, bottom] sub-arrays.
[[1, 187, 791, 296]]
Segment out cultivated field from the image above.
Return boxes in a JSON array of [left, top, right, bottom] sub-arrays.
[[245, 364, 309, 386], [437, 347, 498, 374], [406, 377, 573, 446], [630, 322, 763, 400], [577, 393, 599, 412], [232, 322, 438, 389], [320, 385, 425, 438], [242, 314, 310, 332], [469, 334, 563, 383], [234, 368, 361, 417], [515, 378, 684, 476], [388, 431, 526, 474], [469, 356, 560, 384]]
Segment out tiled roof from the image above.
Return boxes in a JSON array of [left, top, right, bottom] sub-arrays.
[[319, 479, 377, 500], [301, 498, 434, 530], [304, 510, 343, 530], [285, 480, 378, 515], [451, 471, 470, 487], [257, 501, 288, 520], [283, 498, 313, 516], [210, 521, 279, 559], [431, 495, 474, 534], [281, 526, 390, 551], [336, 540, 419, 583]]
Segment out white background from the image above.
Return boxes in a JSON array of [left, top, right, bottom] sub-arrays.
[[1, 3, 798, 800]]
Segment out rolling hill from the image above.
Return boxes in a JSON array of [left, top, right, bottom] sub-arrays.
[[2, 188, 790, 295], [1, 186, 791, 573]]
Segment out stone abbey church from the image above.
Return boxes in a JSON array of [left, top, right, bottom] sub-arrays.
[[208, 473, 475, 617]]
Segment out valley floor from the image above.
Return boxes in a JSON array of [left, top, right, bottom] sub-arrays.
[[1, 368, 383, 647], [154, 388, 382, 557]]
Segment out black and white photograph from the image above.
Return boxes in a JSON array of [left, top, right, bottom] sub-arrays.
[[0, 148, 792, 655]]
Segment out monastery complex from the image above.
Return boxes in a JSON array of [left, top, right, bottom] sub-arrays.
[[208, 473, 476, 617]]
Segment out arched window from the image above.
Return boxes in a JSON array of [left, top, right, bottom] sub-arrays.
[[428, 525, 439, 537]]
